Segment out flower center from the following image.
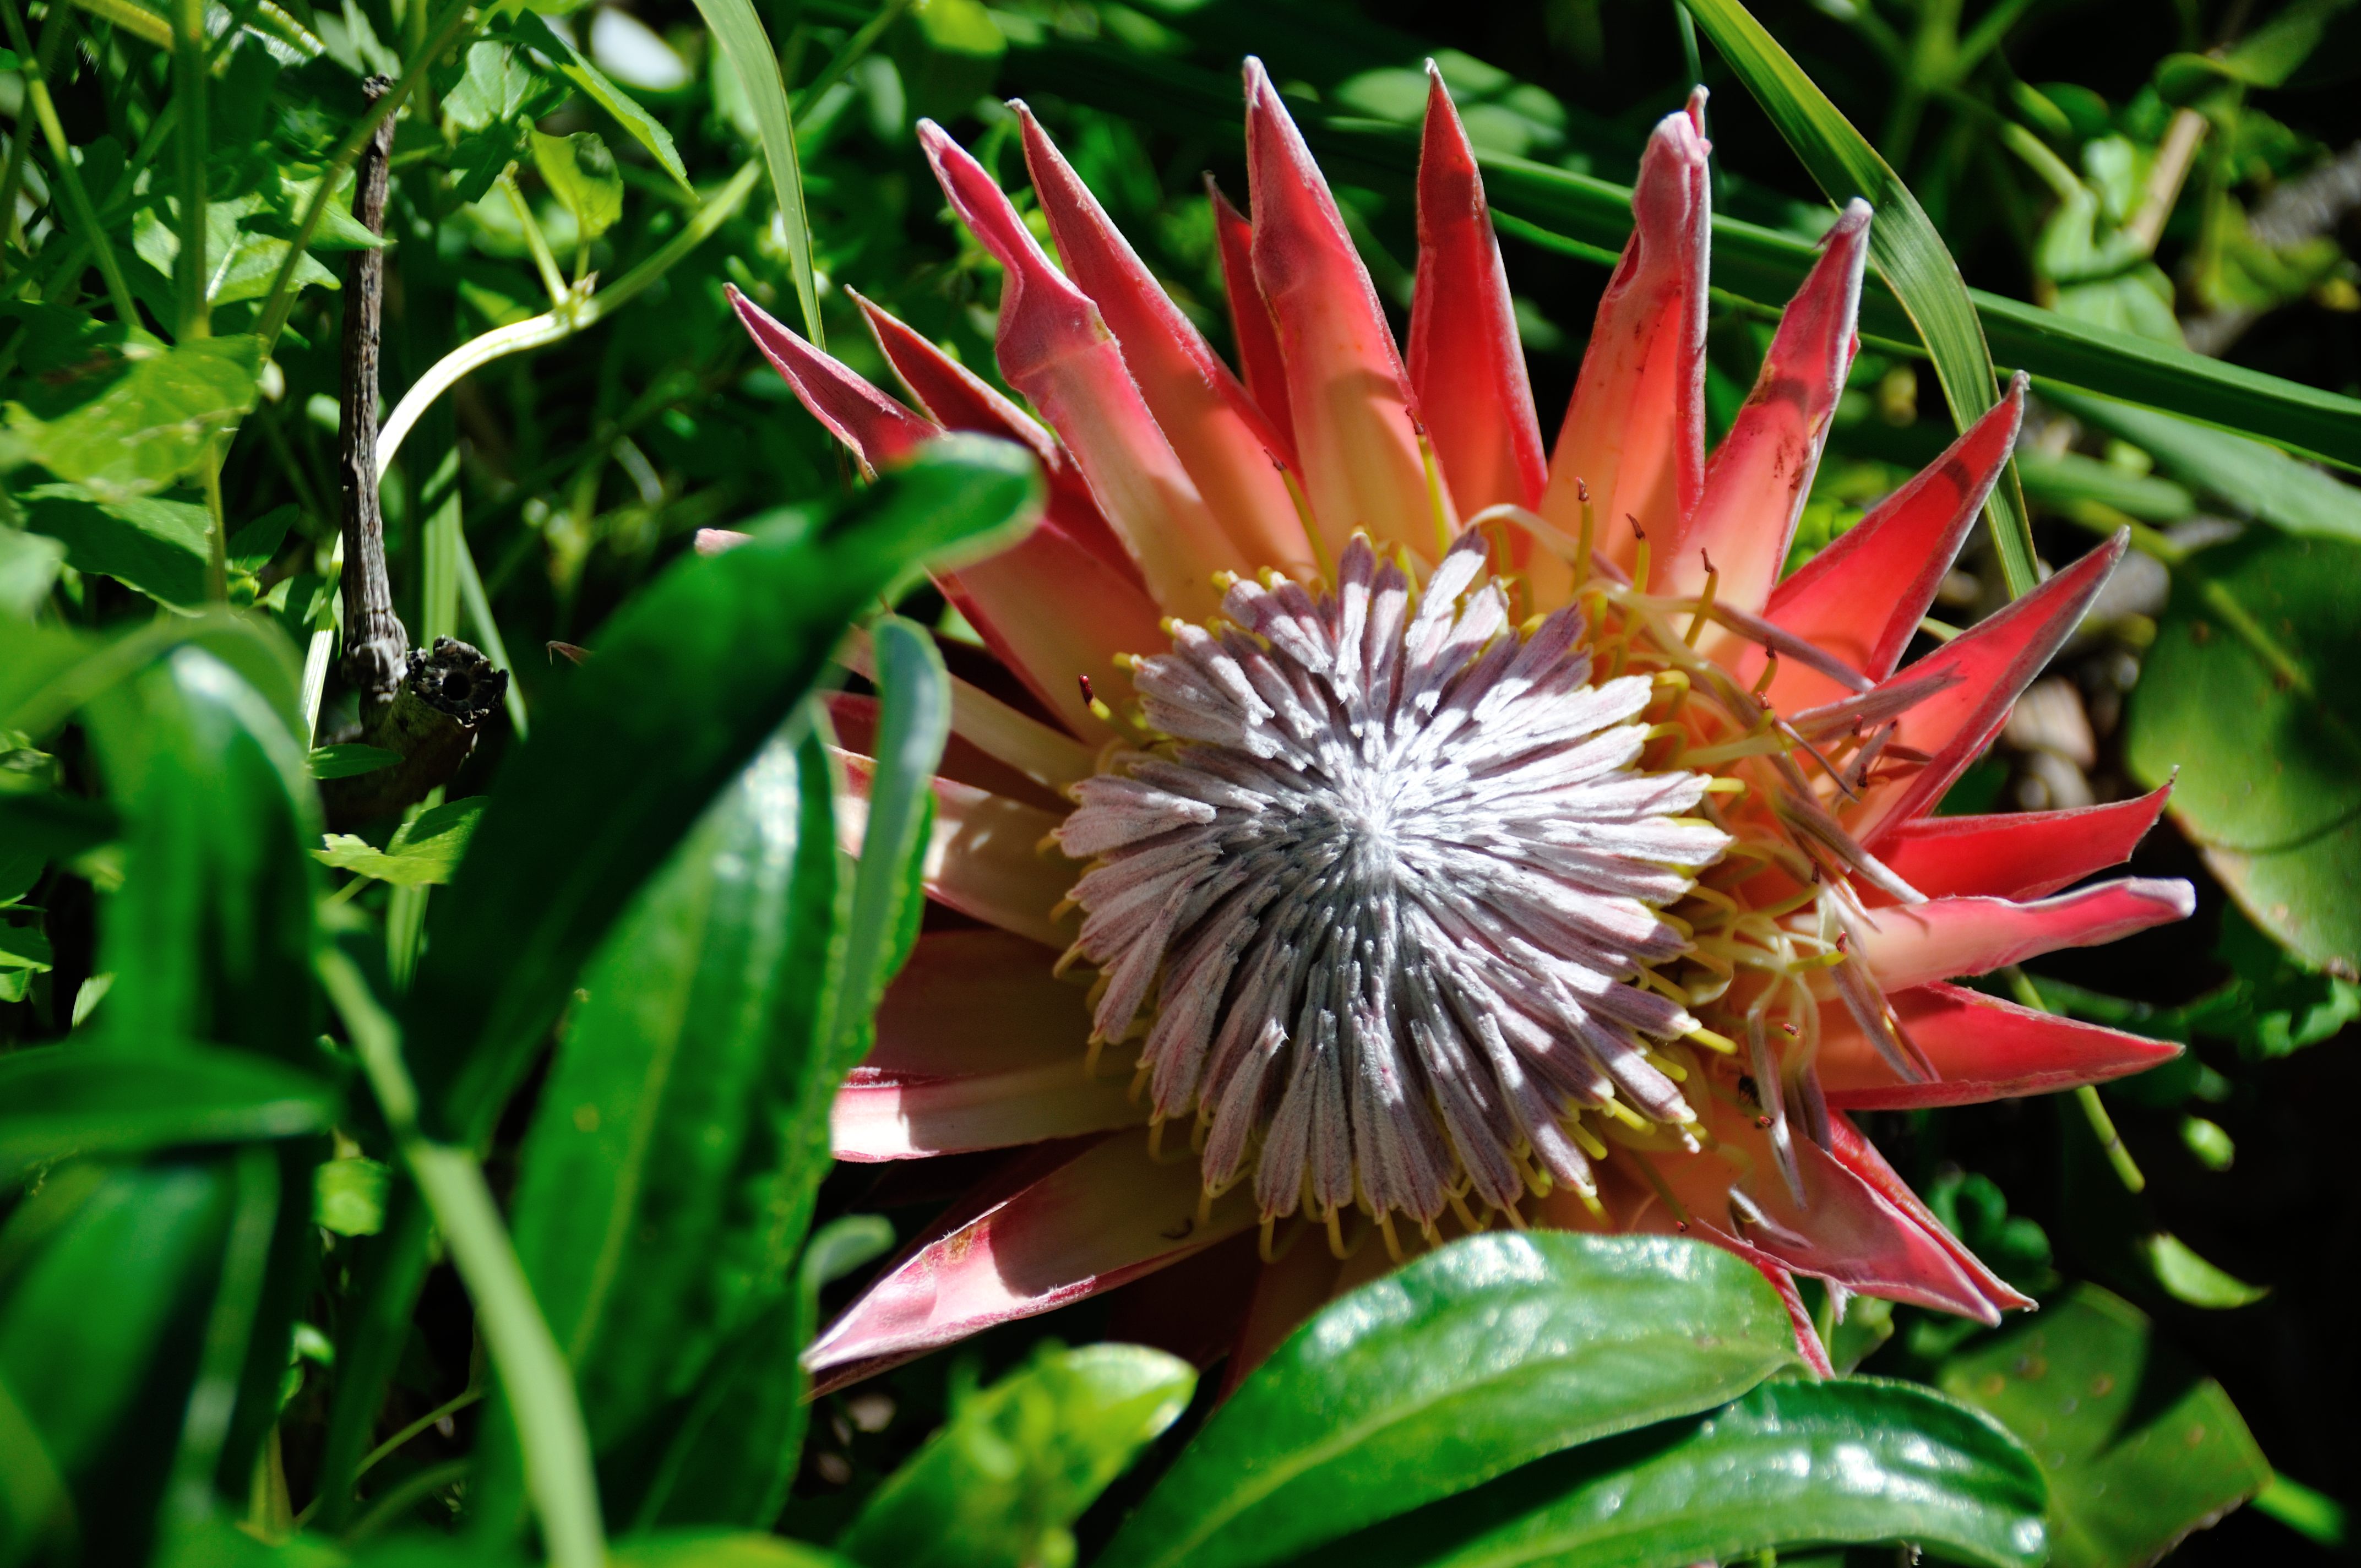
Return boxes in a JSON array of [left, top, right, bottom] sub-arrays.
[[1055, 530, 1731, 1243]]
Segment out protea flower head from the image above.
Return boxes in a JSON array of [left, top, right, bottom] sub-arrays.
[[717, 62, 2192, 1385]]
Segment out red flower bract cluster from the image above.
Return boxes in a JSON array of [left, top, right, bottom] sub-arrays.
[[719, 61, 2190, 1387]]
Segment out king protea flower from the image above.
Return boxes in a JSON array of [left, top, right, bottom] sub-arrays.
[[715, 62, 2191, 1385]]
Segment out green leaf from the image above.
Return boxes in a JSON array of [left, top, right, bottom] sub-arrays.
[[2044, 388, 2361, 545], [501, 11, 691, 190], [837, 1344, 1197, 1568], [445, 40, 543, 132], [505, 726, 837, 1527], [403, 434, 1036, 1145], [0, 527, 66, 616], [314, 798, 486, 888], [688, 0, 821, 344], [3, 336, 262, 504], [19, 483, 214, 607], [2158, 0, 2355, 100], [81, 643, 322, 1066], [0, 1044, 337, 1186], [1098, 1233, 1798, 1568], [612, 1531, 855, 1567], [2137, 1232, 2270, 1309], [1677, 0, 2037, 596], [308, 743, 402, 780], [530, 131, 624, 242], [314, 1154, 389, 1237], [890, 0, 1007, 122], [1938, 1285, 2271, 1567], [2125, 530, 2361, 973], [1289, 1378, 2047, 1568]]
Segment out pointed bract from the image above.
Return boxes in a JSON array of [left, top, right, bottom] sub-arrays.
[[728, 285, 932, 470], [1410, 66, 1547, 516], [919, 119, 1238, 618], [835, 756, 1075, 948], [1244, 58, 1448, 560], [1820, 981, 2182, 1108], [1823, 1113, 2035, 1314], [1668, 201, 1869, 613], [1875, 785, 2170, 903], [1851, 877, 2196, 992], [1016, 104, 1310, 572], [1208, 177, 1297, 460], [1536, 106, 1709, 582]]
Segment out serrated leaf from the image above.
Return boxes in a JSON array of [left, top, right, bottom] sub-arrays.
[[314, 798, 485, 888], [837, 1345, 1196, 1568], [1100, 1233, 1799, 1568], [1939, 1285, 2271, 1567]]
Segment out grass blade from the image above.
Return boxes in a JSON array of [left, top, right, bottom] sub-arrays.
[[693, 0, 822, 346]]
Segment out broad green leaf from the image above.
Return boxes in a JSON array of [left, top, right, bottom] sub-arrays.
[[1939, 1286, 2271, 1567], [82, 643, 322, 1067], [998, 39, 2361, 469], [530, 131, 624, 242], [1677, 0, 2037, 596], [19, 483, 214, 607], [505, 727, 837, 1527], [837, 1344, 1196, 1568], [501, 11, 691, 190], [444, 40, 542, 132], [402, 435, 1036, 1146], [1099, 1233, 1798, 1568], [132, 198, 338, 308], [3, 337, 262, 504], [2125, 530, 2361, 972], [0, 1044, 336, 1186], [308, 743, 402, 780], [1290, 1379, 2047, 1568], [314, 798, 486, 888], [0, 1158, 239, 1564], [0, 527, 66, 616], [2045, 387, 2361, 545], [689, 0, 820, 344]]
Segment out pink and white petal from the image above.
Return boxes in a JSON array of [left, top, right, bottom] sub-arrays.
[[1208, 177, 1297, 460], [1758, 376, 2026, 709], [1536, 98, 1710, 585], [1018, 105, 1310, 573], [833, 1058, 1145, 1161], [936, 537, 1165, 744], [1820, 981, 2182, 1109], [1873, 785, 2172, 903], [835, 753, 1076, 948], [1628, 1120, 1999, 1322], [728, 286, 933, 469], [1848, 532, 2127, 845], [1244, 58, 1448, 561], [1850, 878, 2196, 993], [1666, 202, 1869, 614], [920, 119, 1240, 617], [1754, 1260, 1834, 1376], [1822, 1113, 2035, 1314], [839, 627, 1097, 797], [1410, 66, 1547, 516], [851, 287, 1140, 589], [804, 1132, 1258, 1379]]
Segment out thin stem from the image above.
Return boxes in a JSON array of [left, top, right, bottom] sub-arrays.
[[790, 0, 913, 113], [2008, 965, 2148, 1193], [301, 535, 344, 743], [501, 168, 570, 308], [0, 0, 139, 324], [318, 949, 606, 1568], [173, 0, 209, 339], [374, 160, 760, 477], [253, 0, 477, 349], [342, 1459, 469, 1543], [0, 0, 73, 280], [202, 439, 229, 601], [338, 77, 406, 708]]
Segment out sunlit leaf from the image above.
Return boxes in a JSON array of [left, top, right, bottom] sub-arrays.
[[314, 799, 485, 889], [3, 337, 262, 504], [530, 131, 624, 242], [0, 1044, 337, 1186]]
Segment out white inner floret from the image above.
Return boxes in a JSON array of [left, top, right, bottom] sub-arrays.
[[1054, 529, 1731, 1233]]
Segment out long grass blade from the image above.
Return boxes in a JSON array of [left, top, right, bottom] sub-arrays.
[[693, 0, 823, 347]]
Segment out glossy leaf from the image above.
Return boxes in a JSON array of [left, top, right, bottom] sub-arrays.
[[314, 799, 485, 889], [1678, 0, 2037, 597], [689, 0, 821, 344], [80, 642, 322, 1067], [505, 726, 838, 1529], [1939, 1286, 2271, 1567], [2125, 530, 2361, 972], [835, 1344, 1196, 1568], [2, 336, 262, 503], [1290, 1378, 2047, 1568], [402, 435, 1037, 1148], [308, 743, 401, 780], [531, 131, 623, 242], [1098, 1233, 1798, 1568], [0, 1044, 336, 1186], [18, 484, 214, 607], [612, 1531, 855, 1567], [2044, 386, 2361, 544]]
